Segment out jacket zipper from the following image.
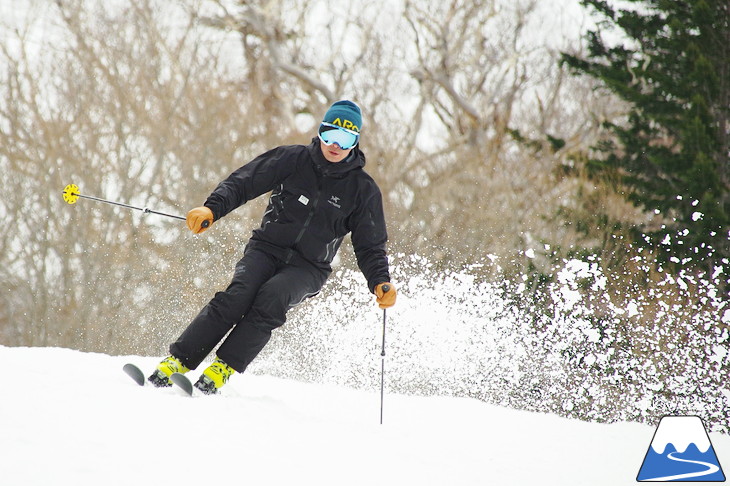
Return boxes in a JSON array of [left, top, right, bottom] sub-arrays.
[[286, 178, 323, 263]]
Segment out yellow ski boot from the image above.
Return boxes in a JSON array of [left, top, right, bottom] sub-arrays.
[[193, 357, 235, 395], [148, 355, 190, 387]]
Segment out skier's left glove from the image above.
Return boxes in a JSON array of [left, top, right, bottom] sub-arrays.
[[187, 206, 214, 234], [375, 282, 397, 309]]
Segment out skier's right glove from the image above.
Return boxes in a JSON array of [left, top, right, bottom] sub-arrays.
[[186, 206, 214, 234], [375, 282, 397, 309]]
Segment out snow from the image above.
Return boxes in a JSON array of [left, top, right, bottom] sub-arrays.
[[2, 345, 728, 485]]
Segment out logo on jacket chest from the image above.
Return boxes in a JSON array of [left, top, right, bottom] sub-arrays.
[[327, 195, 342, 209]]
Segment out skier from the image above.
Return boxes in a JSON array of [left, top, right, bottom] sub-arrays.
[[148, 100, 397, 394]]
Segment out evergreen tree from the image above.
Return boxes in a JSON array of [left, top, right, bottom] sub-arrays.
[[563, 0, 729, 269]]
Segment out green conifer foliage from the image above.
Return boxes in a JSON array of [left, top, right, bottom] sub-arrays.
[[563, 0, 729, 268]]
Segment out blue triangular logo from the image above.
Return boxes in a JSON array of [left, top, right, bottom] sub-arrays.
[[637, 415, 725, 482]]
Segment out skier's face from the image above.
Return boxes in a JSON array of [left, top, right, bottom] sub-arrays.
[[320, 140, 352, 163]]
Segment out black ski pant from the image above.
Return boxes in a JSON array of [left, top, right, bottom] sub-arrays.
[[170, 248, 328, 372]]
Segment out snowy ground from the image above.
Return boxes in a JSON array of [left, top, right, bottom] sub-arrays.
[[2, 345, 727, 485]]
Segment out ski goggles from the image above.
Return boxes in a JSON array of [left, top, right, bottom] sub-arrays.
[[317, 122, 360, 150]]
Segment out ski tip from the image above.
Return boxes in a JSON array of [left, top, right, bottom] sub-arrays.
[[170, 372, 194, 396], [123, 363, 145, 386]]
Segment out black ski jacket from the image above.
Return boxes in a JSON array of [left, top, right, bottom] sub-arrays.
[[203, 139, 390, 292]]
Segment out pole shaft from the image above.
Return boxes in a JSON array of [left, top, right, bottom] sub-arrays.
[[380, 307, 387, 425], [75, 193, 185, 221]]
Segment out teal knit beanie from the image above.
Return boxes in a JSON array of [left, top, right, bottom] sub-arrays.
[[322, 100, 362, 133]]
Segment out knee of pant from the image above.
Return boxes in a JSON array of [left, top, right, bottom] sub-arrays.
[[244, 304, 287, 332], [208, 290, 250, 322]]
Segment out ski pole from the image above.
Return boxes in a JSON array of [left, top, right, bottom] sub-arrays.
[[379, 284, 390, 425], [62, 183, 208, 228]]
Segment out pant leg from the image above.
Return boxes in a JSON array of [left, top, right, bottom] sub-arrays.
[[216, 260, 328, 372], [170, 249, 277, 370]]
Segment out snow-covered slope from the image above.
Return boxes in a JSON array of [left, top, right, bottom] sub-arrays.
[[3, 345, 726, 485]]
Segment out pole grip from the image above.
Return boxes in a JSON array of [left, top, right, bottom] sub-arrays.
[[201, 220, 210, 229]]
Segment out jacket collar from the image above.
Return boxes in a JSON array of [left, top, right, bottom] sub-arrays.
[[307, 138, 365, 177]]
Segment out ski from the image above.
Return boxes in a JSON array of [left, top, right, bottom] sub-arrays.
[[170, 372, 194, 396], [123, 363, 146, 386], [124, 363, 196, 395]]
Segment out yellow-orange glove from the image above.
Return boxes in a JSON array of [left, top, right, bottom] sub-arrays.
[[375, 282, 397, 309], [186, 206, 214, 234]]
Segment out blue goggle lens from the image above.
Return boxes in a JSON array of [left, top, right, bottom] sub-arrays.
[[318, 123, 359, 150]]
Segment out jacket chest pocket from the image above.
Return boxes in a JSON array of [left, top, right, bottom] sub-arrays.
[[319, 202, 351, 238], [271, 185, 314, 222]]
